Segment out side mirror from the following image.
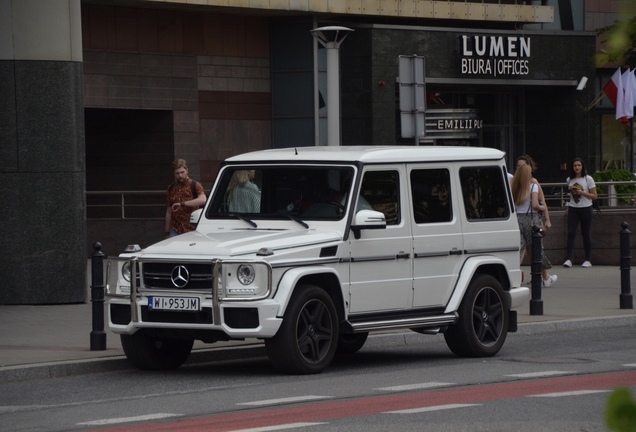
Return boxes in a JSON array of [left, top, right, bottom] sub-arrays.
[[190, 209, 202, 228], [350, 209, 386, 239]]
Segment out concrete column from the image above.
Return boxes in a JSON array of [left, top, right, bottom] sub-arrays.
[[0, 0, 85, 304]]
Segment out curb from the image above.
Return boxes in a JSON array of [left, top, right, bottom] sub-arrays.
[[1, 315, 635, 383]]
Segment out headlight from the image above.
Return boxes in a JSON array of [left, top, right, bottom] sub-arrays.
[[122, 261, 132, 282], [221, 262, 271, 299], [237, 265, 256, 285]]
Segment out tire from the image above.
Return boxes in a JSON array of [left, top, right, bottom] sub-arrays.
[[336, 332, 369, 355], [120, 331, 193, 370], [265, 285, 339, 374], [444, 274, 509, 357]]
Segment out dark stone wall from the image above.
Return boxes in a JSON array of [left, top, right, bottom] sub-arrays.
[[534, 210, 636, 267], [0, 60, 86, 305]]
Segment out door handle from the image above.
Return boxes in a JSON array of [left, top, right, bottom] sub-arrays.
[[449, 249, 463, 255], [396, 252, 410, 259]]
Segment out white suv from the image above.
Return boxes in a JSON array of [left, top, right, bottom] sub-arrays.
[[106, 146, 529, 374]]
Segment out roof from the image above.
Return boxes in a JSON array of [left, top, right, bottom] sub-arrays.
[[225, 146, 506, 164]]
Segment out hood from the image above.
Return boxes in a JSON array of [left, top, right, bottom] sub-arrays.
[[140, 228, 342, 258]]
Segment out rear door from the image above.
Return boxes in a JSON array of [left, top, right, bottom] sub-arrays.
[[409, 164, 465, 309]]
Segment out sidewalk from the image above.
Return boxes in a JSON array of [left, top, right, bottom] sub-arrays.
[[1, 265, 634, 382]]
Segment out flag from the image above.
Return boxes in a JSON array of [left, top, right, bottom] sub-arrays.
[[620, 68, 634, 122], [603, 68, 625, 123]]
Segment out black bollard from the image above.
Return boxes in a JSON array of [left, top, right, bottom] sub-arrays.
[[619, 222, 634, 309], [529, 225, 544, 315], [90, 242, 107, 350]]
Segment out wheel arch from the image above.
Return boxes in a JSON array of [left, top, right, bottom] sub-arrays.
[[274, 267, 345, 321], [444, 257, 512, 313]]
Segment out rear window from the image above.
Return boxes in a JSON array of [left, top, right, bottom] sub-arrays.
[[459, 166, 510, 221]]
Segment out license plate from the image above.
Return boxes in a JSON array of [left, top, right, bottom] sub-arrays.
[[148, 296, 200, 311]]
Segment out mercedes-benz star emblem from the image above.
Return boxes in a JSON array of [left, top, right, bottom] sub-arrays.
[[171, 265, 190, 288]]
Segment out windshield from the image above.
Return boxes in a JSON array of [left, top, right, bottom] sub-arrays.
[[205, 165, 356, 221]]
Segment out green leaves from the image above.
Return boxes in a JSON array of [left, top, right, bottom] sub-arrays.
[[606, 387, 636, 432]]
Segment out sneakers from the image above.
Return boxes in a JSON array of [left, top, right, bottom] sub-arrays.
[[563, 260, 572, 268], [581, 261, 592, 268], [542, 274, 558, 287]]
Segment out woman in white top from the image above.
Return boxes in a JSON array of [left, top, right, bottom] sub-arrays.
[[511, 164, 557, 287], [563, 158, 597, 268]]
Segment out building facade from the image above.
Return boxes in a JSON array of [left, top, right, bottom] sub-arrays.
[[1, 0, 623, 303]]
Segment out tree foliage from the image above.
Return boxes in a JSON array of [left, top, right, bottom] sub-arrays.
[[605, 387, 636, 432], [595, 4, 636, 68]]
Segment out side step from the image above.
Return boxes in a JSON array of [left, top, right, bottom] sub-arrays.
[[348, 313, 457, 333]]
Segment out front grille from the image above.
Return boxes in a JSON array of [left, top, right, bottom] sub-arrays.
[[142, 262, 213, 290]]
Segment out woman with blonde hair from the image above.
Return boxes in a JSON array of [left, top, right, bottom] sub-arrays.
[[226, 169, 260, 213], [511, 164, 557, 287]]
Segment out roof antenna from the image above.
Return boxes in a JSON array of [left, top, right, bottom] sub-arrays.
[[294, 147, 298, 155]]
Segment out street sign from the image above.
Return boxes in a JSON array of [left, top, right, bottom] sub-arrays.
[[399, 55, 426, 140]]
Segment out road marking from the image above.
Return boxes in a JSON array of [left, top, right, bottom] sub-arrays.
[[375, 382, 455, 392], [624, 364, 636, 368], [528, 390, 610, 398], [384, 403, 481, 414], [76, 413, 181, 426], [237, 396, 332, 406], [505, 371, 573, 378], [229, 423, 328, 432]]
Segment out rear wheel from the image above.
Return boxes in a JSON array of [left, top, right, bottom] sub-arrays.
[[444, 274, 509, 357], [265, 285, 339, 374], [120, 331, 193, 370]]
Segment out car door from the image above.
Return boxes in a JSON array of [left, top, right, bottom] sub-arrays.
[[409, 164, 465, 309], [348, 166, 413, 313]]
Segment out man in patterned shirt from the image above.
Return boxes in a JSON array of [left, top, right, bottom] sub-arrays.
[[165, 159, 206, 237]]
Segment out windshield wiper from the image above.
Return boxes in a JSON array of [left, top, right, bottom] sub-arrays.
[[276, 212, 309, 229], [227, 212, 258, 228]]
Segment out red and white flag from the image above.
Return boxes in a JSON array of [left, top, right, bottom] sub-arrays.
[[623, 69, 636, 119], [620, 68, 634, 122], [603, 68, 626, 123]]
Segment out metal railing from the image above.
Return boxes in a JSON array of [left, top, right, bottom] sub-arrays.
[[87, 180, 636, 220], [541, 181, 636, 210], [87, 191, 166, 220]]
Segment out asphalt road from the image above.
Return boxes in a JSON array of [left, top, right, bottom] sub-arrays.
[[1, 324, 634, 432]]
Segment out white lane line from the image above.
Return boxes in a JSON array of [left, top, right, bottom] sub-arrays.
[[624, 364, 636, 368], [77, 413, 181, 426], [230, 423, 328, 432], [375, 382, 455, 392], [237, 395, 332, 406], [385, 403, 481, 414], [505, 371, 573, 378], [528, 390, 610, 398]]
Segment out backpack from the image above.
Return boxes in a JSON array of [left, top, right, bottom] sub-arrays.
[[168, 180, 198, 200]]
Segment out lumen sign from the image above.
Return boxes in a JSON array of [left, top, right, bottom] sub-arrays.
[[461, 35, 530, 77]]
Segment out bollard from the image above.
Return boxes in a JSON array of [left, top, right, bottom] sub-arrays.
[[619, 222, 634, 309], [90, 242, 107, 350], [529, 225, 544, 315]]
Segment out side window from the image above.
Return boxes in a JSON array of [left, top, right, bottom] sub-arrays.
[[410, 168, 452, 224], [459, 166, 510, 221], [359, 170, 400, 225]]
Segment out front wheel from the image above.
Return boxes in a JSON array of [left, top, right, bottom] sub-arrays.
[[265, 285, 339, 374], [444, 274, 509, 357], [120, 331, 193, 370]]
